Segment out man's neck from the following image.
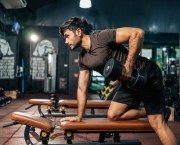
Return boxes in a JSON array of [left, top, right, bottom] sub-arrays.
[[81, 35, 91, 52]]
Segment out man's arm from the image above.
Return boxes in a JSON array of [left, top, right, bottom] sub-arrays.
[[77, 69, 91, 120], [60, 69, 90, 122], [115, 27, 145, 80]]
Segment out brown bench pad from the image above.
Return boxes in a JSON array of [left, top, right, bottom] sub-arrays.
[[11, 112, 54, 132], [29, 99, 110, 108], [29, 99, 54, 106], [59, 100, 110, 108], [11, 112, 153, 134], [61, 118, 153, 133]]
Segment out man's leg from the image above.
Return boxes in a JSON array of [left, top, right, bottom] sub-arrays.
[[148, 114, 178, 145], [107, 101, 146, 120]]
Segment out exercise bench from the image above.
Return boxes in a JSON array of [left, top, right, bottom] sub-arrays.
[[9, 112, 154, 145], [26, 99, 111, 118]]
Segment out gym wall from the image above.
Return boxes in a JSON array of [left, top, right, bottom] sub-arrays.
[[0, 29, 19, 90]]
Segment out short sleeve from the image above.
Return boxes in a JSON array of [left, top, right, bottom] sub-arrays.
[[96, 29, 116, 45], [78, 55, 90, 71]]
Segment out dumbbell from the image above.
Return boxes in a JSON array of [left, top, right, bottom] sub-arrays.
[[0, 88, 5, 97], [3, 96, 12, 105], [103, 58, 147, 90], [0, 96, 6, 106], [49, 94, 60, 112], [5, 96, 12, 104], [0, 97, 3, 106], [49, 94, 59, 102]]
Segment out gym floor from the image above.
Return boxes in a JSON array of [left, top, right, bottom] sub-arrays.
[[0, 93, 180, 145]]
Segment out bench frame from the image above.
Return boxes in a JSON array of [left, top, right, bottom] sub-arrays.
[[23, 124, 143, 145]]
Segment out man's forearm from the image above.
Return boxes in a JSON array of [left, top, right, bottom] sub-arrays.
[[125, 30, 144, 67], [77, 88, 87, 120]]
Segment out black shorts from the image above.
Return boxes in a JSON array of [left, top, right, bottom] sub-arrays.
[[112, 84, 141, 109], [112, 63, 165, 115]]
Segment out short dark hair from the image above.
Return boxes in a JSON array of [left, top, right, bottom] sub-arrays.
[[59, 16, 92, 36]]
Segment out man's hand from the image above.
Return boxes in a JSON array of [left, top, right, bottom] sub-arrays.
[[60, 116, 81, 122], [109, 80, 120, 86], [119, 64, 133, 81]]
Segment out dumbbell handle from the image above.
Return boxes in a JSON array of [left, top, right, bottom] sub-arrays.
[[127, 69, 147, 90], [126, 70, 140, 88]]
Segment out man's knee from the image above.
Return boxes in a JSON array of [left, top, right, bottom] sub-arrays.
[[107, 110, 124, 120], [148, 115, 165, 131], [107, 101, 129, 120]]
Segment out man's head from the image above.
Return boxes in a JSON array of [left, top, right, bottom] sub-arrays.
[[59, 16, 92, 49]]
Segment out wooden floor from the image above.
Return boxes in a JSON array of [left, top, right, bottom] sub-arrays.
[[0, 93, 180, 145]]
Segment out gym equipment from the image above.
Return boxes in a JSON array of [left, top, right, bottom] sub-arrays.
[[97, 84, 121, 100], [97, 85, 114, 100], [44, 53, 57, 93], [0, 96, 12, 106], [103, 58, 147, 90], [49, 94, 60, 112], [0, 88, 12, 106], [26, 99, 110, 118], [4, 112, 154, 145], [4, 96, 12, 104], [0, 88, 4, 96], [0, 96, 6, 106]]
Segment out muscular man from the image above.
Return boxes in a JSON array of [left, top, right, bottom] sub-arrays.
[[59, 16, 178, 145]]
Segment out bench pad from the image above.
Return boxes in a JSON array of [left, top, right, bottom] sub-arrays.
[[11, 112, 54, 132], [11, 112, 153, 134], [29, 99, 110, 108], [29, 99, 54, 106], [59, 100, 110, 108], [61, 118, 153, 133]]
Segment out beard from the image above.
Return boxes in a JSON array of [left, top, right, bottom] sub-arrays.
[[71, 38, 82, 50]]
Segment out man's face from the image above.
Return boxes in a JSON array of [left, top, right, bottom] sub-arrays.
[[63, 29, 82, 50]]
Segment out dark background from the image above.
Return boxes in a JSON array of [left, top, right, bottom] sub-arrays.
[[0, 0, 179, 94], [1, 0, 180, 33]]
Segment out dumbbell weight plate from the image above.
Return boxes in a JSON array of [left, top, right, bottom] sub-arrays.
[[103, 58, 123, 81], [127, 69, 147, 90], [103, 58, 147, 90], [0, 97, 6, 106]]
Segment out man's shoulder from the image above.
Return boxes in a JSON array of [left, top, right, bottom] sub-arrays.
[[91, 29, 116, 35], [79, 50, 87, 58], [90, 29, 116, 45], [90, 29, 116, 41]]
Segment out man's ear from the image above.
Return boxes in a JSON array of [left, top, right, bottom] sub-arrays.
[[76, 28, 82, 36]]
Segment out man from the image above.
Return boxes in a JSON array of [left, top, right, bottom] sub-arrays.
[[59, 16, 178, 145]]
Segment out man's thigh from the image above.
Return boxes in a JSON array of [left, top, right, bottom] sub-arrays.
[[108, 101, 130, 116], [112, 85, 141, 109]]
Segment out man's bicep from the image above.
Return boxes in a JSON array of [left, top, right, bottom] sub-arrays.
[[78, 70, 91, 92], [115, 28, 131, 44], [115, 27, 144, 44]]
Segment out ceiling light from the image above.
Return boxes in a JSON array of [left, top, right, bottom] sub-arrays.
[[79, 0, 92, 8], [30, 34, 38, 42]]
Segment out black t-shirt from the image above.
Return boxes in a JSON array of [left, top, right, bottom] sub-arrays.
[[79, 29, 154, 75]]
